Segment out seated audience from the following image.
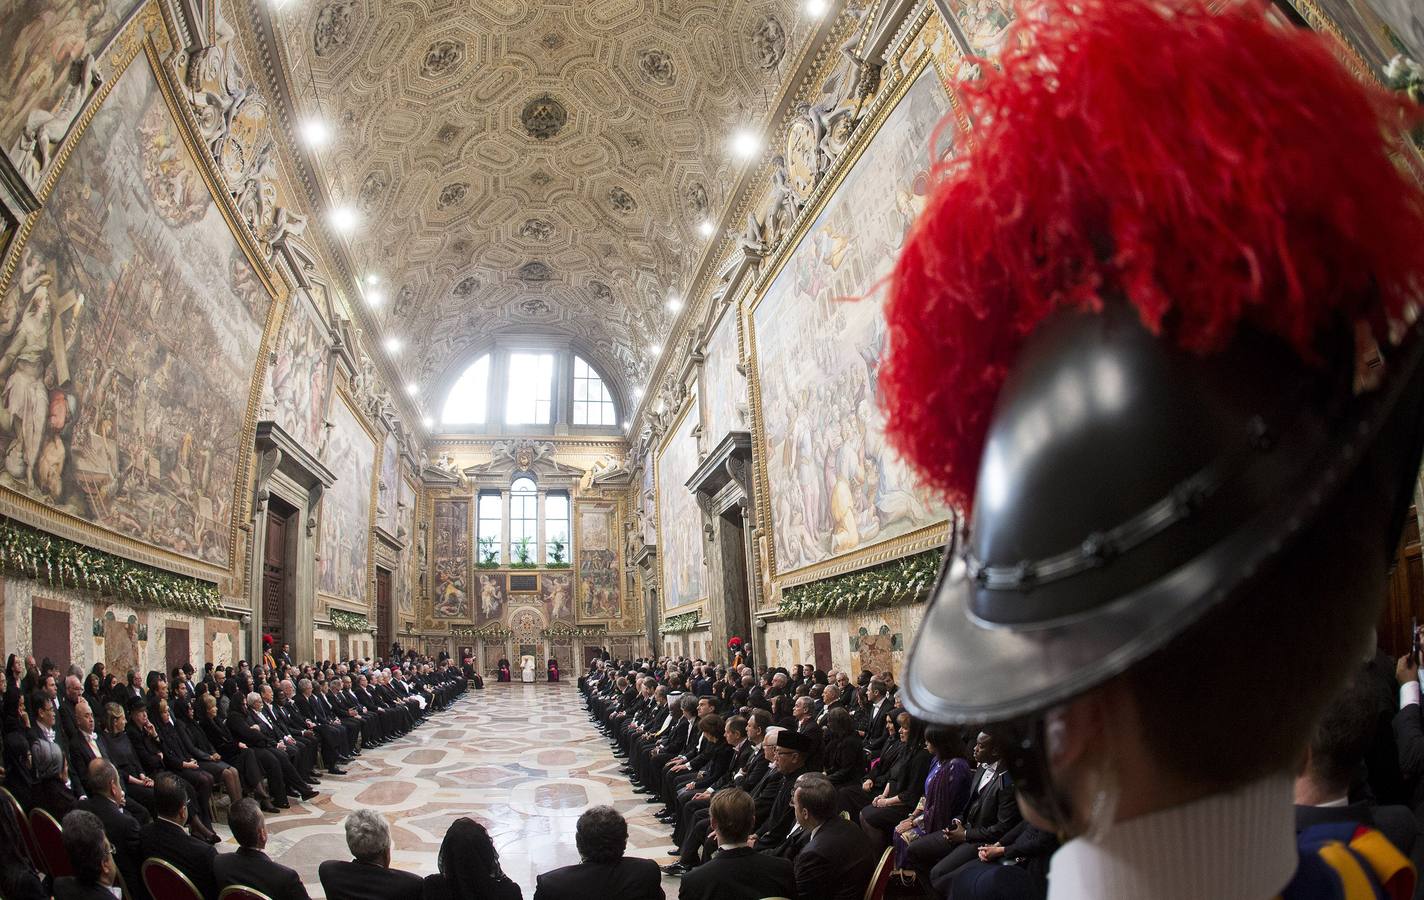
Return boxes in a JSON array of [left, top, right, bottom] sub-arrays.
[[319, 808, 423, 900], [791, 774, 878, 900], [77, 759, 148, 900], [139, 772, 219, 900], [943, 820, 1058, 900], [859, 712, 930, 847], [0, 800, 44, 900], [422, 816, 522, 900], [30, 736, 78, 820], [892, 725, 972, 885], [53, 809, 119, 900], [533, 806, 663, 900], [215, 797, 311, 900], [678, 788, 793, 900], [925, 732, 1022, 893]]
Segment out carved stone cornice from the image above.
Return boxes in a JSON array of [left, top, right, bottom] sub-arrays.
[[687, 431, 754, 499]]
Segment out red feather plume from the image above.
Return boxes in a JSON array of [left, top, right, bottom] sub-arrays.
[[880, 0, 1424, 513]]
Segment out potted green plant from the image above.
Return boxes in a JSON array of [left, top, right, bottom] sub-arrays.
[[477, 536, 499, 568], [513, 535, 534, 567], [548, 536, 567, 566]]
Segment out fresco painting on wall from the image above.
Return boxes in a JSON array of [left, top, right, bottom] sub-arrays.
[[0, 54, 272, 568], [432, 498, 469, 619], [475, 571, 506, 623], [542, 572, 573, 621], [754, 70, 955, 576], [103, 613, 140, 678], [641, 461, 656, 547], [376, 431, 398, 536], [942, 0, 1016, 58], [656, 395, 704, 610], [702, 309, 745, 441], [1291, 0, 1414, 73], [318, 395, 375, 603], [0, 0, 134, 158], [1362, 0, 1423, 61], [578, 503, 620, 620], [396, 476, 415, 615], [204, 616, 238, 668], [264, 289, 329, 452]]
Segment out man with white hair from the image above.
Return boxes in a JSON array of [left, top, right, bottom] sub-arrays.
[[228, 691, 316, 802], [318, 809, 422, 900]]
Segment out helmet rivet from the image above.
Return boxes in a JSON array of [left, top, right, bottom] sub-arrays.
[[1081, 532, 1115, 565], [1012, 560, 1036, 586]]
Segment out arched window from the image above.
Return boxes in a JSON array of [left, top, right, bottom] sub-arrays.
[[509, 477, 538, 563], [442, 354, 490, 425], [506, 352, 555, 425], [572, 356, 615, 426]]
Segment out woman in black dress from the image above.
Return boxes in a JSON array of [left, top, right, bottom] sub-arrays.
[[422, 817, 521, 900], [858, 711, 931, 848]]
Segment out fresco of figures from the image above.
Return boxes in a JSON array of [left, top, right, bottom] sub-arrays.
[[264, 290, 329, 452], [396, 476, 415, 615], [432, 498, 469, 619], [542, 572, 574, 621], [474, 571, 505, 624], [376, 431, 398, 535], [1293, 0, 1415, 71], [753, 70, 954, 576], [0, 56, 272, 567], [702, 308, 745, 441], [640, 461, 656, 547], [657, 396, 704, 609], [1, 0, 135, 179], [578, 503, 621, 620], [944, 0, 1016, 57], [317, 395, 375, 602]]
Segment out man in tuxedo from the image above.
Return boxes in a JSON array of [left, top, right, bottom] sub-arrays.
[[138, 773, 219, 899], [750, 728, 811, 854], [229, 692, 316, 802], [78, 759, 149, 900], [534, 806, 663, 900], [296, 678, 354, 766], [318, 809, 422, 900], [860, 680, 893, 753], [314, 679, 363, 756], [337, 676, 385, 746], [215, 798, 310, 900], [679, 788, 794, 900], [928, 732, 1022, 892], [279, 680, 347, 775], [258, 685, 319, 778], [53, 810, 121, 900], [790, 774, 878, 900], [791, 697, 823, 770]]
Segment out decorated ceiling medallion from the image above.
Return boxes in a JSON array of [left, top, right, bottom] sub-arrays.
[[519, 261, 554, 281], [685, 182, 709, 218], [521, 94, 568, 140], [752, 15, 787, 70], [519, 218, 554, 241], [528, 170, 553, 186], [437, 182, 469, 209], [590, 280, 614, 304], [541, 32, 565, 50], [786, 116, 818, 199], [313, 0, 355, 56], [421, 40, 465, 77], [450, 238, 471, 256], [435, 123, 462, 144], [520, 298, 552, 314], [453, 276, 480, 298], [393, 284, 417, 316], [358, 170, 388, 213], [608, 186, 637, 214], [639, 49, 676, 86]]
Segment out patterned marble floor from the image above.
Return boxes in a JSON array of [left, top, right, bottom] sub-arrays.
[[231, 682, 677, 897]]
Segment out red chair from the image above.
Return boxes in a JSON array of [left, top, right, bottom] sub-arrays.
[[864, 846, 894, 900], [141, 858, 204, 900], [28, 807, 73, 878], [219, 887, 277, 900], [0, 785, 42, 872]]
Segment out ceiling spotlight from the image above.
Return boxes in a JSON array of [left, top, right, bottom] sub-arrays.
[[328, 205, 359, 233], [634, 387, 645, 400], [698, 219, 715, 237], [384, 336, 402, 354], [648, 343, 662, 356], [730, 130, 761, 159], [623, 420, 631, 430], [422, 416, 434, 429], [365, 289, 384, 307], [805, 0, 828, 15], [301, 118, 329, 147], [405, 382, 419, 396], [365, 274, 380, 286], [666, 296, 683, 313]]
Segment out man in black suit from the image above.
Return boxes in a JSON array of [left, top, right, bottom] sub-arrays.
[[534, 806, 663, 900], [53, 809, 121, 900], [215, 798, 310, 900], [928, 732, 1022, 891], [228, 692, 316, 802], [790, 774, 878, 900], [318, 809, 422, 900], [295, 678, 354, 765], [750, 728, 811, 854], [78, 759, 150, 900], [138, 772, 219, 900], [679, 788, 794, 900]]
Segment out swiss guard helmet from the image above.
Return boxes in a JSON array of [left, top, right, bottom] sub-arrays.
[[881, 0, 1424, 826]]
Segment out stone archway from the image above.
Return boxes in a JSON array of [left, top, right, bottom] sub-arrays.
[[509, 605, 548, 678]]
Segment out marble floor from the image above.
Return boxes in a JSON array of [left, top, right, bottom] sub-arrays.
[[238, 682, 678, 897]]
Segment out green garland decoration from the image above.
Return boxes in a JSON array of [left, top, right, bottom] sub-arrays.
[[328, 609, 373, 633], [778, 549, 941, 621], [0, 518, 222, 615], [541, 621, 605, 639], [662, 611, 701, 633], [451, 622, 512, 640]]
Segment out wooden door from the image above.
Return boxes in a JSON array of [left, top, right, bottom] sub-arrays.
[[1379, 507, 1424, 659], [31, 607, 70, 673], [262, 509, 289, 647], [812, 632, 833, 673], [376, 568, 392, 661], [165, 626, 189, 674]]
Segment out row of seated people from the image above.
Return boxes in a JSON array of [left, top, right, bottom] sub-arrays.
[[585, 655, 1424, 900]]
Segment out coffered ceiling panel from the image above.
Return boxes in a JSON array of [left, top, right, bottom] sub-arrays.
[[268, 0, 821, 402]]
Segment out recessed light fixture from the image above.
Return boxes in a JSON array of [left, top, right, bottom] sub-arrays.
[[384, 336, 402, 354], [328, 206, 359, 233], [623, 420, 631, 430], [405, 382, 419, 396], [301, 118, 329, 147], [805, 0, 828, 16], [666, 296, 683, 313], [648, 343, 662, 355], [365, 289, 384, 307], [730, 130, 761, 159], [365, 274, 380, 286], [422, 416, 434, 429], [698, 219, 715, 237]]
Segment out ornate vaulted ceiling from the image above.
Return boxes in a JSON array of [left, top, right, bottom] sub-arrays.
[[266, 0, 824, 402]]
